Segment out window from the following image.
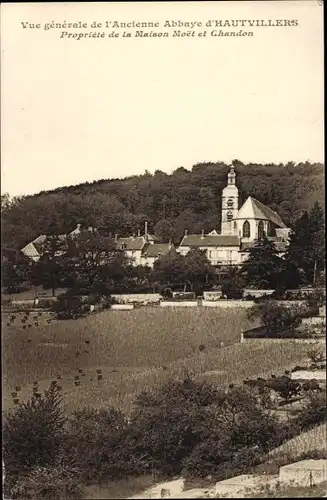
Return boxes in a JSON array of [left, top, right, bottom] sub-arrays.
[[267, 221, 275, 237], [227, 199, 234, 207], [242, 220, 250, 238], [258, 221, 265, 239], [227, 210, 233, 221]]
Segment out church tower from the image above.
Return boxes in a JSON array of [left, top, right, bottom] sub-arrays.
[[221, 165, 239, 235]]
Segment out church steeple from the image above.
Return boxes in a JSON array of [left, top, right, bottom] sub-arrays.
[[221, 165, 239, 235], [227, 165, 236, 185]]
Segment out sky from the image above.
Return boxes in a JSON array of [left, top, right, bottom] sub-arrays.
[[1, 1, 324, 197]]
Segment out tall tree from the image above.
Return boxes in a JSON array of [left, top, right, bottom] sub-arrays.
[[31, 234, 69, 297], [239, 235, 285, 289], [154, 219, 175, 243], [285, 203, 325, 284], [149, 248, 215, 290], [309, 202, 325, 282], [63, 231, 131, 299], [2, 253, 32, 294]]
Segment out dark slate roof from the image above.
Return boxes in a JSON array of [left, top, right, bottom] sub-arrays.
[[240, 239, 288, 252], [243, 197, 287, 228], [146, 233, 159, 242], [180, 234, 240, 247], [115, 236, 147, 251], [142, 243, 174, 257]]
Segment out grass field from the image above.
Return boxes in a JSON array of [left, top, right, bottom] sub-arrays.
[[2, 307, 310, 415]]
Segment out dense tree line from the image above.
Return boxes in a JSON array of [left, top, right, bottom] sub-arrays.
[[2, 200, 324, 300], [1, 161, 324, 253], [3, 375, 326, 499]]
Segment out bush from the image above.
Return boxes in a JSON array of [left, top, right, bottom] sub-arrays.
[[63, 407, 136, 481], [128, 379, 284, 478], [4, 465, 82, 500], [161, 287, 173, 299], [295, 390, 327, 430], [181, 387, 283, 480], [3, 383, 66, 476], [247, 301, 302, 334], [37, 298, 57, 309], [52, 292, 85, 320], [128, 377, 222, 475], [265, 376, 301, 402]]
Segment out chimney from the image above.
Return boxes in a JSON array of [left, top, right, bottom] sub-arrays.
[[137, 229, 141, 237], [184, 229, 188, 236], [201, 230, 205, 239], [115, 233, 118, 242], [144, 221, 148, 237], [77, 223, 81, 230]]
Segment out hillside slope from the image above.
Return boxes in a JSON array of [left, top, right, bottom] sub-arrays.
[[2, 161, 323, 251]]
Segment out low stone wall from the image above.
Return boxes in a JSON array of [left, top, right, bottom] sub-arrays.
[[240, 334, 325, 345], [243, 289, 275, 298], [290, 370, 326, 380], [111, 304, 134, 310], [203, 300, 254, 308], [276, 300, 307, 307], [160, 301, 198, 308], [203, 291, 223, 301], [112, 293, 161, 304]]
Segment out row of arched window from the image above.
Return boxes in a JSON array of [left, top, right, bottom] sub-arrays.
[[242, 220, 269, 239]]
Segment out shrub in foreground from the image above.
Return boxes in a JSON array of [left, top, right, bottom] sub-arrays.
[[128, 381, 283, 477], [63, 407, 138, 481], [294, 390, 327, 430], [3, 383, 66, 476], [4, 465, 82, 500]]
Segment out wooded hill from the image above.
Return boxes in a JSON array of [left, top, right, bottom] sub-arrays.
[[2, 160, 324, 252]]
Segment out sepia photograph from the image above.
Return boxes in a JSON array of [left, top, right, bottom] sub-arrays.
[[1, 1, 325, 498]]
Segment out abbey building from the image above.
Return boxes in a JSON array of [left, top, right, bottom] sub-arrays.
[[21, 166, 291, 269], [178, 166, 291, 266]]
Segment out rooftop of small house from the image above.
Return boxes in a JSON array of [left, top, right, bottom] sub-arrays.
[[240, 238, 289, 252], [179, 234, 240, 247], [142, 242, 174, 257]]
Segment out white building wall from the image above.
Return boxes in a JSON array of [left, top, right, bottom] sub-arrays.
[[178, 245, 241, 265], [125, 250, 143, 266]]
